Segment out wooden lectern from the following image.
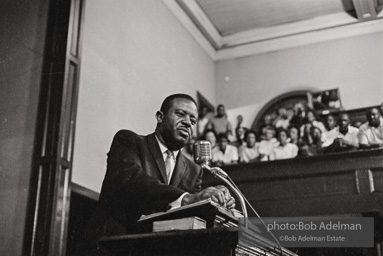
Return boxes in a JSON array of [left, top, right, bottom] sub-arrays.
[[99, 199, 297, 256]]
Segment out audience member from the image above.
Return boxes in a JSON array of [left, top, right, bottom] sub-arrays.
[[239, 130, 261, 163], [324, 114, 337, 131], [321, 114, 337, 145], [182, 137, 196, 161], [273, 107, 287, 127], [270, 128, 298, 160], [322, 113, 359, 152], [212, 133, 239, 166], [289, 102, 307, 128], [206, 104, 233, 137], [300, 109, 326, 137], [288, 125, 301, 146], [299, 125, 323, 157], [274, 107, 292, 129], [197, 106, 210, 139], [203, 129, 217, 148], [258, 126, 279, 161], [233, 126, 247, 148], [234, 115, 248, 146], [358, 107, 383, 149]]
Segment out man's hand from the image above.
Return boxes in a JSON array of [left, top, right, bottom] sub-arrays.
[[182, 185, 235, 209], [215, 185, 235, 209]]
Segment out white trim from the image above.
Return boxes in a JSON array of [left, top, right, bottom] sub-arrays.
[[164, 0, 383, 61], [222, 13, 357, 47], [215, 19, 383, 61], [177, 0, 223, 48], [162, 0, 216, 59]]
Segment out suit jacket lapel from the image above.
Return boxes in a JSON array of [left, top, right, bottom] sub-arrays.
[[169, 152, 187, 187], [147, 133, 167, 184]]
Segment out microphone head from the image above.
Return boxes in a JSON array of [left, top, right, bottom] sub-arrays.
[[193, 140, 211, 165]]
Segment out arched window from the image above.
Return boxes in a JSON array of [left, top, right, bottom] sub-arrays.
[[251, 90, 313, 133]]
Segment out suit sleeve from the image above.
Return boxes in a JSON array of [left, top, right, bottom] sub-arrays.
[[99, 130, 185, 224]]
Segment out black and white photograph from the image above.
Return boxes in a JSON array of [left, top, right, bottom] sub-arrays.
[[1, 0, 383, 255]]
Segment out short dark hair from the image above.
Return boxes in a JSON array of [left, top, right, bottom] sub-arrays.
[[244, 130, 257, 141], [216, 132, 229, 142], [217, 104, 225, 111], [276, 127, 289, 138], [160, 93, 197, 114], [203, 129, 217, 140]]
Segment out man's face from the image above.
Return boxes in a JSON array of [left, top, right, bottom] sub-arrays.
[[157, 98, 198, 150], [217, 106, 225, 117], [339, 114, 350, 132], [218, 137, 228, 151], [367, 108, 381, 127], [246, 133, 256, 148]]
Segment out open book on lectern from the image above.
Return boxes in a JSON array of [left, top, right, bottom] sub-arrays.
[[137, 198, 247, 230]]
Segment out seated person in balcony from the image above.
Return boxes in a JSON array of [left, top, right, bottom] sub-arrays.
[[206, 104, 233, 138], [300, 109, 326, 137], [322, 113, 359, 152], [273, 107, 287, 127], [299, 124, 323, 157], [197, 106, 210, 139], [290, 102, 307, 128], [203, 129, 217, 148], [233, 125, 246, 148], [275, 107, 294, 129], [239, 130, 261, 163], [270, 128, 299, 160], [259, 114, 274, 140], [212, 133, 239, 166], [321, 114, 337, 144], [288, 125, 302, 146], [358, 107, 383, 149], [258, 125, 279, 161]]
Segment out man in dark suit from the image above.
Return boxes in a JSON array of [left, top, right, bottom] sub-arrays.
[[79, 94, 234, 255]]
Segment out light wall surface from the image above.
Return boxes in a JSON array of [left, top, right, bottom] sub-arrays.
[[72, 0, 215, 192], [217, 32, 383, 128]]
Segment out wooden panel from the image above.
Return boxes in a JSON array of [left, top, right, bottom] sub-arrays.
[[203, 149, 383, 218]]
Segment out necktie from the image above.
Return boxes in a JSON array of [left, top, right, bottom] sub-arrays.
[[165, 150, 174, 184]]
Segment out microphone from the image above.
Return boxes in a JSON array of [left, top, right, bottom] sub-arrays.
[[193, 140, 284, 255], [193, 140, 228, 178]]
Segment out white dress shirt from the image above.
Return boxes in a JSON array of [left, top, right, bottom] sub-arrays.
[[155, 135, 186, 209]]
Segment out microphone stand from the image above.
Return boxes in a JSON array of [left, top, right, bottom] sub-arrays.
[[203, 163, 285, 256]]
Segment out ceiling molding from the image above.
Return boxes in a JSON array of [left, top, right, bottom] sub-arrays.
[[215, 18, 383, 61], [163, 0, 383, 61], [163, 0, 216, 59]]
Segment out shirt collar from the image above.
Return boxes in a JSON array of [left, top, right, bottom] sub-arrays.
[[155, 135, 179, 159]]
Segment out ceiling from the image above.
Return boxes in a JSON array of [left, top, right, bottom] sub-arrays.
[[164, 0, 383, 60]]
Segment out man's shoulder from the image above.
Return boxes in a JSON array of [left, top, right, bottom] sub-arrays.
[[113, 129, 150, 144], [348, 126, 359, 133], [358, 122, 370, 133]]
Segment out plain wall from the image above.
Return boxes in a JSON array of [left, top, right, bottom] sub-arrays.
[[72, 0, 216, 192], [0, 1, 49, 255], [217, 32, 383, 128]]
